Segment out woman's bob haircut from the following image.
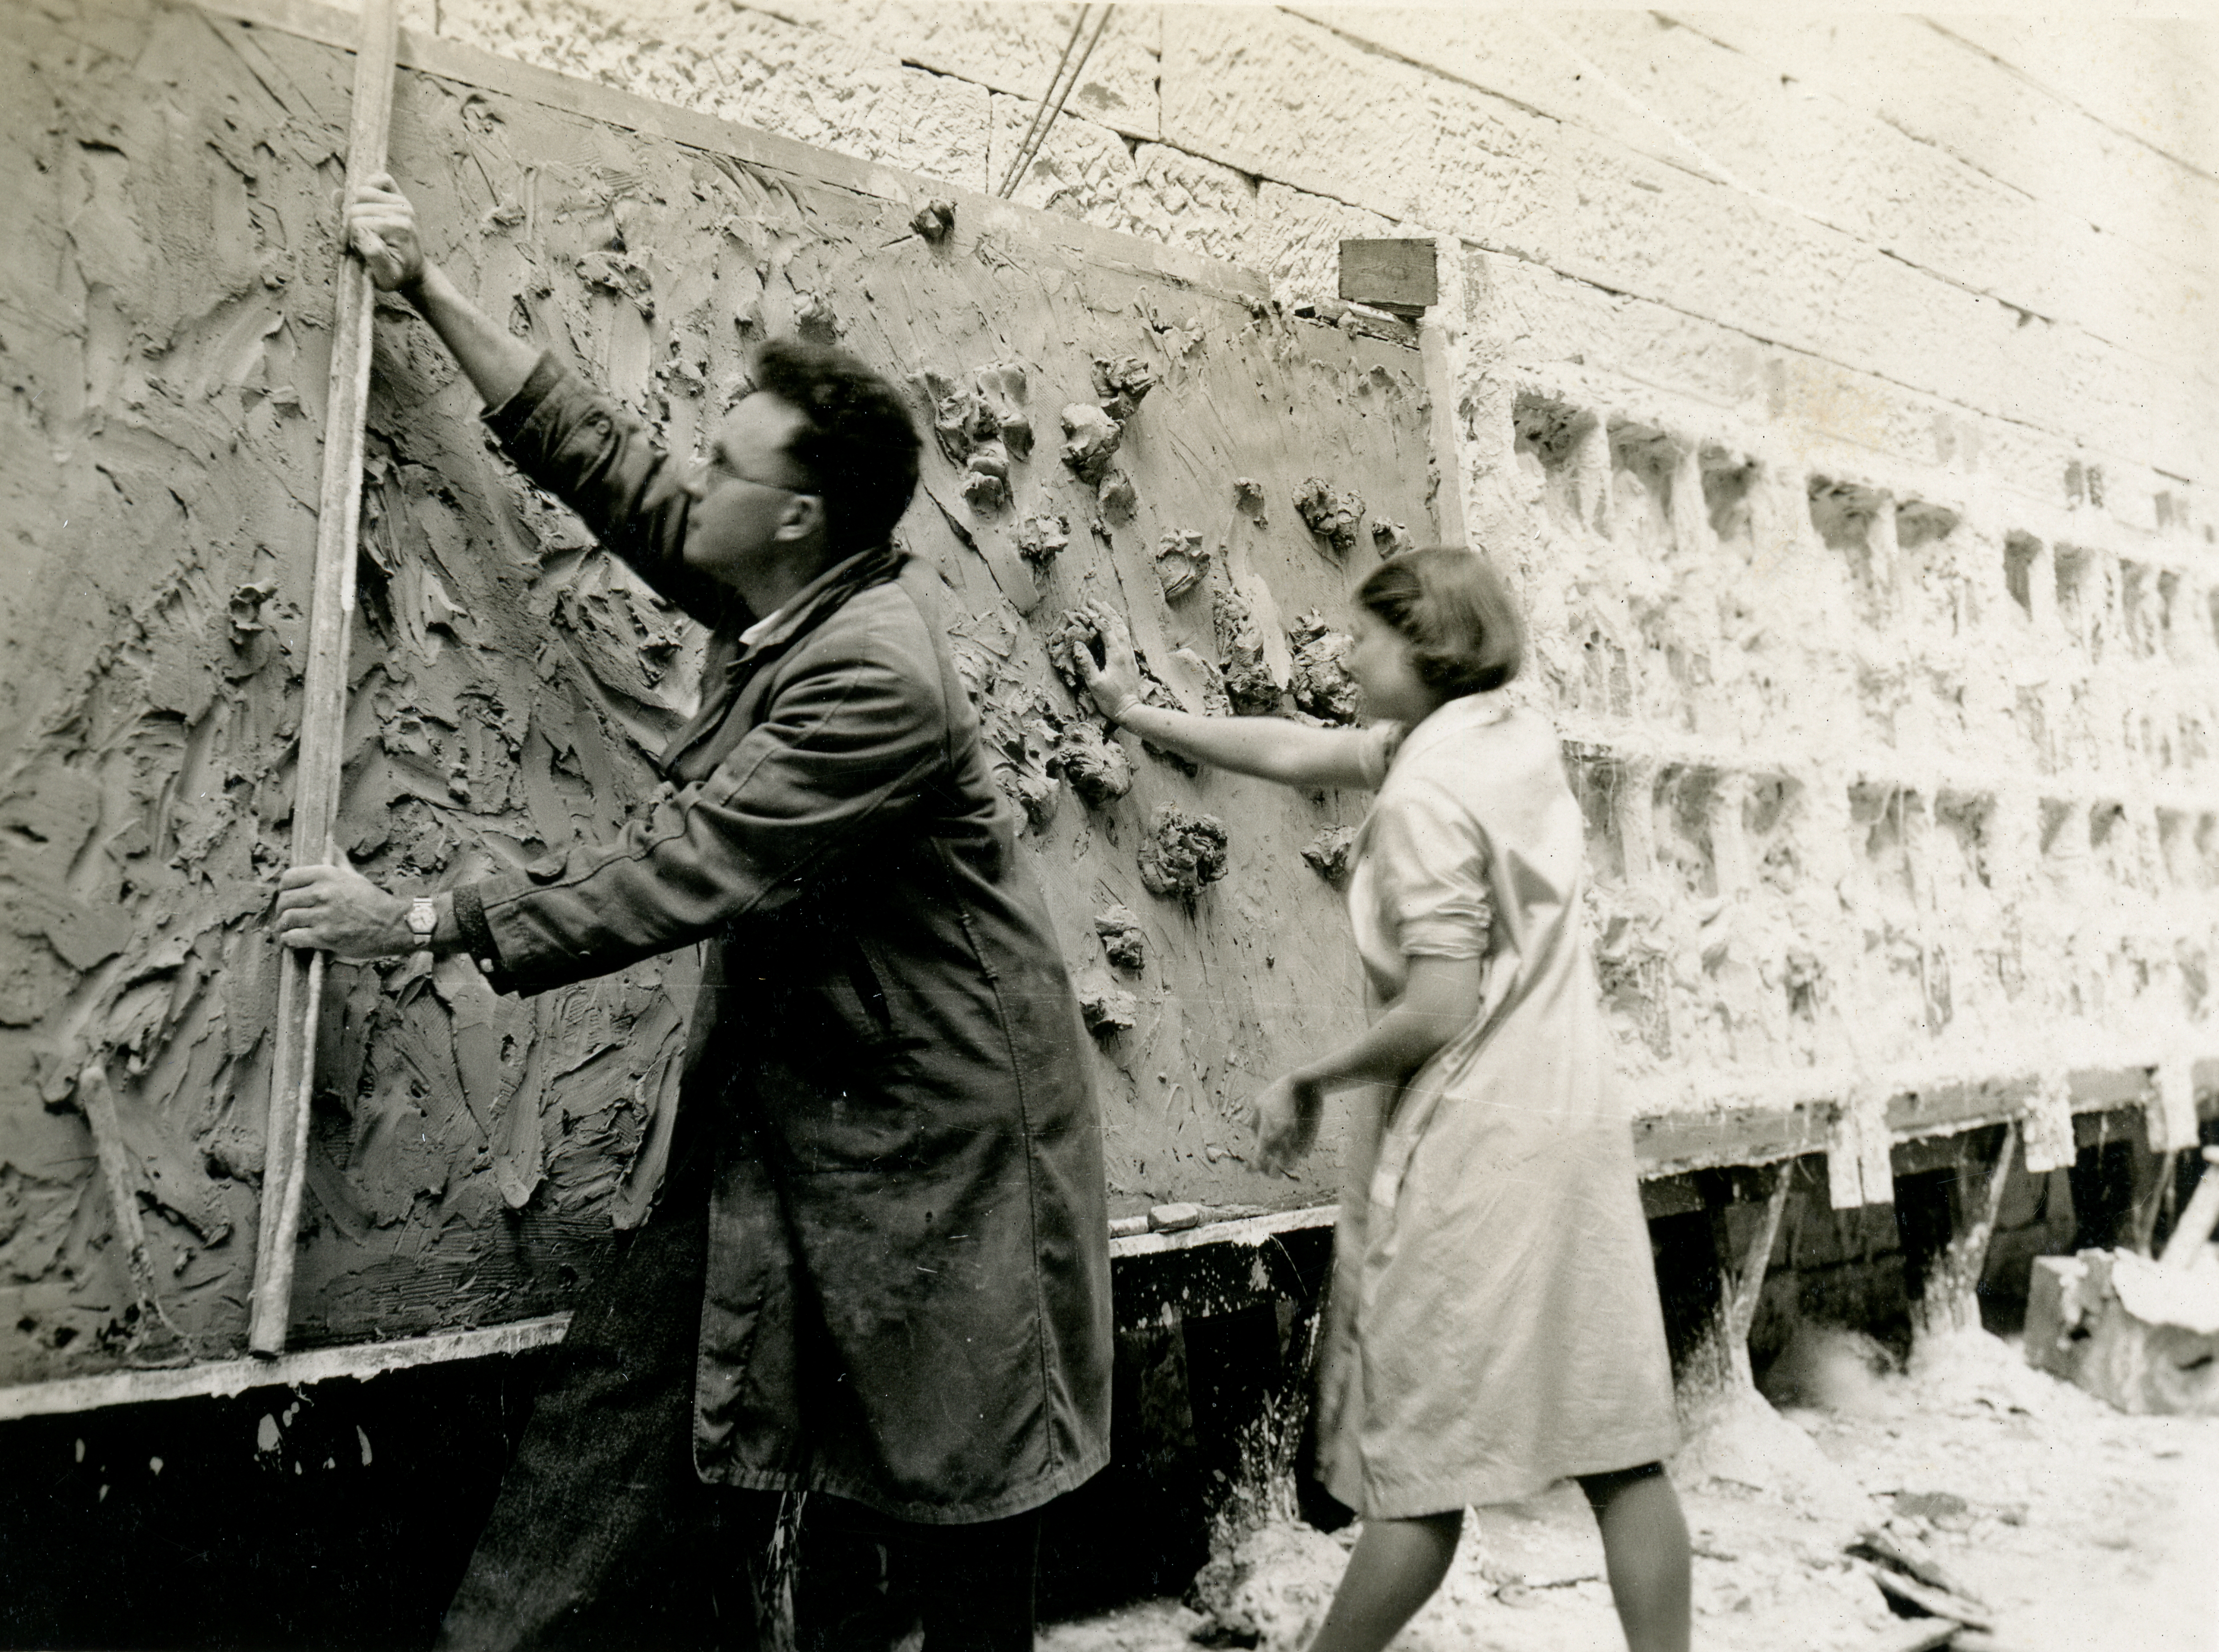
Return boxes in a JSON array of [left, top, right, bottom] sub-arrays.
[[1355, 545, 1525, 699]]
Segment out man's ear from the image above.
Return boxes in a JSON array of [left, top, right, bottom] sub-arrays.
[[778, 491, 827, 543]]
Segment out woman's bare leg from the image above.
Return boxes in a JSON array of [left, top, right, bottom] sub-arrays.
[[1577, 1463, 1690, 1652], [1305, 1509, 1463, 1652]]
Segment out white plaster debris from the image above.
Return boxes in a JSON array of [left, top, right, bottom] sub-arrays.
[[1048, 1333, 2219, 1652]]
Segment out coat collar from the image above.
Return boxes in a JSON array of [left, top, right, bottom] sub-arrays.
[[658, 541, 908, 779], [730, 542, 907, 667]]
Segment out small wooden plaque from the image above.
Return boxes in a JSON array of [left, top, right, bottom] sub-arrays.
[[1338, 238, 1438, 316]]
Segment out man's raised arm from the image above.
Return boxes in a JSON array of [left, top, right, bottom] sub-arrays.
[[348, 173, 536, 409], [344, 173, 730, 626]]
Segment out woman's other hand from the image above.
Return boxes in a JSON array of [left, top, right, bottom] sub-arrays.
[[1074, 601, 1146, 723], [1252, 1072, 1324, 1174]]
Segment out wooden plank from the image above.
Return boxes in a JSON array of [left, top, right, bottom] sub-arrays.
[[2069, 1066, 2157, 1110], [248, 0, 398, 1359], [197, 0, 1267, 308], [7, 1206, 1343, 1416], [1633, 1065, 2193, 1182], [1107, 1203, 1337, 1260], [1633, 1101, 1833, 1177], [0, 1317, 572, 1424], [1886, 1077, 2030, 1143]]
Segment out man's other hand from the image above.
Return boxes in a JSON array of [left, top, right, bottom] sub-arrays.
[[275, 859, 411, 958], [348, 172, 427, 292]]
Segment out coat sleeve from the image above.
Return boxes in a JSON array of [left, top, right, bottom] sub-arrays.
[[482, 351, 739, 628], [468, 639, 949, 995]]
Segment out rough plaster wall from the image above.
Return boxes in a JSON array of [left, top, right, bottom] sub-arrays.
[[413, 0, 1409, 311], [1164, 8, 2215, 489], [1930, 16, 2218, 181], [1477, 364, 2219, 1117], [1, 0, 1447, 1383], [347, 3, 2215, 502], [375, 5, 2219, 1135]]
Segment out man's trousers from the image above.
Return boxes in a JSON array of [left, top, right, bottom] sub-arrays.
[[434, 1131, 1042, 1652]]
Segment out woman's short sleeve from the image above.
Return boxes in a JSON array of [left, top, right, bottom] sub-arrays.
[[1368, 776, 1495, 960], [1355, 720, 1409, 789]]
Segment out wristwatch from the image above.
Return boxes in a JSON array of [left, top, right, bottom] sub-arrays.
[[406, 896, 437, 955]]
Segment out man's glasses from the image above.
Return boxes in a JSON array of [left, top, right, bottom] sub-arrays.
[[703, 450, 816, 496]]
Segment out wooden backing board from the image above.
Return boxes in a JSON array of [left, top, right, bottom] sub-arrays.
[[0, 0, 1437, 1383]]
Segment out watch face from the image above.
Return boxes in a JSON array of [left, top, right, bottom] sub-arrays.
[[409, 899, 437, 940]]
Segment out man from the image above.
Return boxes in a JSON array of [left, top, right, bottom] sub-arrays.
[[276, 176, 1111, 1651]]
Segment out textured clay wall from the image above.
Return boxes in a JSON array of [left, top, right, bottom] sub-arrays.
[[368, 4, 2219, 1170], [2, 0, 1454, 1382], [5, 0, 2216, 1386]]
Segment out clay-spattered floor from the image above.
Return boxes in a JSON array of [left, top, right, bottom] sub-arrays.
[[1044, 1330, 2217, 1652]]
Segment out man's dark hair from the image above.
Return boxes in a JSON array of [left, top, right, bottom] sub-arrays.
[[1355, 545, 1525, 698], [753, 339, 922, 555]]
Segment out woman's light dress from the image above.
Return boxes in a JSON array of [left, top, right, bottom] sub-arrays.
[[1315, 694, 1680, 1519]]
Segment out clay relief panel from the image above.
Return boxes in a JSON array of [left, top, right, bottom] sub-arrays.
[[0, 3, 1438, 1378]]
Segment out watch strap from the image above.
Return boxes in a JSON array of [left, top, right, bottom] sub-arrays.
[[450, 884, 500, 973]]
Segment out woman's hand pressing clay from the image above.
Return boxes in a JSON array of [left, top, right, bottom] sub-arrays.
[[1073, 601, 1146, 722], [274, 857, 414, 960], [346, 172, 427, 292], [1250, 1072, 1324, 1175]]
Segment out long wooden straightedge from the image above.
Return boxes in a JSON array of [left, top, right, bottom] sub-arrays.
[[248, 0, 400, 1358]]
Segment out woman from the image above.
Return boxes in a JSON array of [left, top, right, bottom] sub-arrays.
[[1074, 547, 1689, 1652]]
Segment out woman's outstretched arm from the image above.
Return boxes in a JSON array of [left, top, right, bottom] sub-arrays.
[[1073, 602, 1378, 789], [1253, 954, 1483, 1172]]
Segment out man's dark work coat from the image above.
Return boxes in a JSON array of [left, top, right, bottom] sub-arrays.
[[460, 355, 1112, 1524]]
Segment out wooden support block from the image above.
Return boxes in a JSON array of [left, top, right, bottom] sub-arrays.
[[2022, 1255, 2079, 1378], [2151, 1053, 2202, 1152], [1828, 1086, 1895, 1209], [2021, 1070, 2076, 1173], [2023, 1250, 2219, 1414], [2157, 1146, 2219, 1266], [1338, 238, 1438, 316]]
